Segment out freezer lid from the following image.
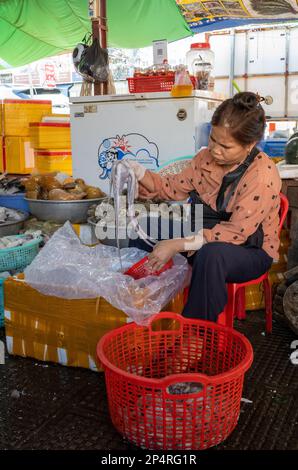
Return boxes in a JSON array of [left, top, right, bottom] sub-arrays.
[[70, 92, 169, 103], [70, 90, 225, 104]]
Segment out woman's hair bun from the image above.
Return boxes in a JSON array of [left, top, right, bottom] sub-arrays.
[[211, 90, 266, 145], [232, 92, 263, 111]]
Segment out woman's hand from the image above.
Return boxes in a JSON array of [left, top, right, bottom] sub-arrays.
[[124, 159, 158, 194], [147, 239, 184, 272]]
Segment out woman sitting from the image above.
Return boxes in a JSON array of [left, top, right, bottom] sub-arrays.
[[127, 92, 281, 322]]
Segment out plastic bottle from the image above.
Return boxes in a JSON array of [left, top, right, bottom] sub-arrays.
[[186, 42, 215, 91]]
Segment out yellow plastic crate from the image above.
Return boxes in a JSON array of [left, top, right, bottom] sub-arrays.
[[5, 136, 35, 174], [0, 99, 52, 137], [34, 150, 72, 175], [3, 274, 184, 371], [3, 274, 128, 371], [47, 114, 70, 118], [245, 229, 289, 310], [245, 272, 285, 311], [42, 113, 70, 122], [29, 122, 71, 149], [0, 137, 4, 173]]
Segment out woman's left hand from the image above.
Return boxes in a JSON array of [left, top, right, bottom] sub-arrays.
[[147, 239, 184, 272]]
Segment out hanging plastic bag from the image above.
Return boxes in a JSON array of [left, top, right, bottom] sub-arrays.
[[75, 36, 109, 83], [72, 33, 91, 72]]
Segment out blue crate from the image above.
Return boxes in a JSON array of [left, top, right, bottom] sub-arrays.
[[259, 139, 287, 158], [0, 193, 29, 212], [196, 122, 211, 149], [0, 279, 4, 328]]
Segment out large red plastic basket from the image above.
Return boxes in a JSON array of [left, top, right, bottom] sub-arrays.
[[97, 312, 253, 450], [127, 75, 196, 93], [124, 256, 173, 280]]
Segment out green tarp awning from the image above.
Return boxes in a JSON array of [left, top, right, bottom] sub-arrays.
[[1, 0, 298, 69], [0, 0, 90, 68], [0, 0, 191, 69]]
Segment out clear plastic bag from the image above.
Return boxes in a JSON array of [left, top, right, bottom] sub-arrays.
[[171, 65, 193, 97], [174, 65, 193, 86], [24, 222, 190, 325]]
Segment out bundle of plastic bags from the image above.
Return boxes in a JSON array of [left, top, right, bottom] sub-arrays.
[[24, 222, 190, 325]]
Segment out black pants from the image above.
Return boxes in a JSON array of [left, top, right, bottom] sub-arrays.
[[182, 242, 272, 321], [129, 236, 273, 322]]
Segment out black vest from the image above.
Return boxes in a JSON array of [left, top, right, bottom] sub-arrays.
[[189, 147, 264, 248]]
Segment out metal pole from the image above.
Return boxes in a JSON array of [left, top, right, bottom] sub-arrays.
[[100, 0, 108, 95], [92, 16, 101, 96], [285, 27, 290, 118], [100, 0, 107, 50], [244, 30, 248, 91], [92, 0, 108, 95], [229, 30, 236, 97]]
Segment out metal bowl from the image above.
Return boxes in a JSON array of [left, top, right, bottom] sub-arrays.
[[87, 217, 130, 248], [0, 210, 29, 237], [25, 198, 105, 224]]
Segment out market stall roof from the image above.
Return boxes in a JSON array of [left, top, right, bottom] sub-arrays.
[[0, 0, 298, 69], [178, 0, 298, 34]]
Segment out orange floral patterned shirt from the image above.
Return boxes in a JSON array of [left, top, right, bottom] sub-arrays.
[[138, 147, 282, 259]]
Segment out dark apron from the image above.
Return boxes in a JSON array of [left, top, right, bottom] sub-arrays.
[[189, 147, 264, 248]]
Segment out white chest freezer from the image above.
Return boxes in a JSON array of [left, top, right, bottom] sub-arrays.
[[70, 91, 224, 193]]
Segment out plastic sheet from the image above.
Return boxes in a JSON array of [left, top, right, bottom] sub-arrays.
[[24, 222, 190, 325]]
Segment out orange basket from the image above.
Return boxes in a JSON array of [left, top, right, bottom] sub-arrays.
[[124, 256, 173, 280], [97, 312, 253, 450], [127, 75, 196, 93]]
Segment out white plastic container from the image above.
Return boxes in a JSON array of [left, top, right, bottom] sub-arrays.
[[186, 42, 215, 91]]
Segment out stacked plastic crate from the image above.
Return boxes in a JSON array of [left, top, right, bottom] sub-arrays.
[[0, 99, 52, 174], [0, 136, 3, 173], [245, 228, 290, 310], [29, 115, 72, 175], [3, 274, 184, 369], [259, 138, 287, 164]]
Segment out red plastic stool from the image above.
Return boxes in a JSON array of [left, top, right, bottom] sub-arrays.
[[224, 193, 288, 334]]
